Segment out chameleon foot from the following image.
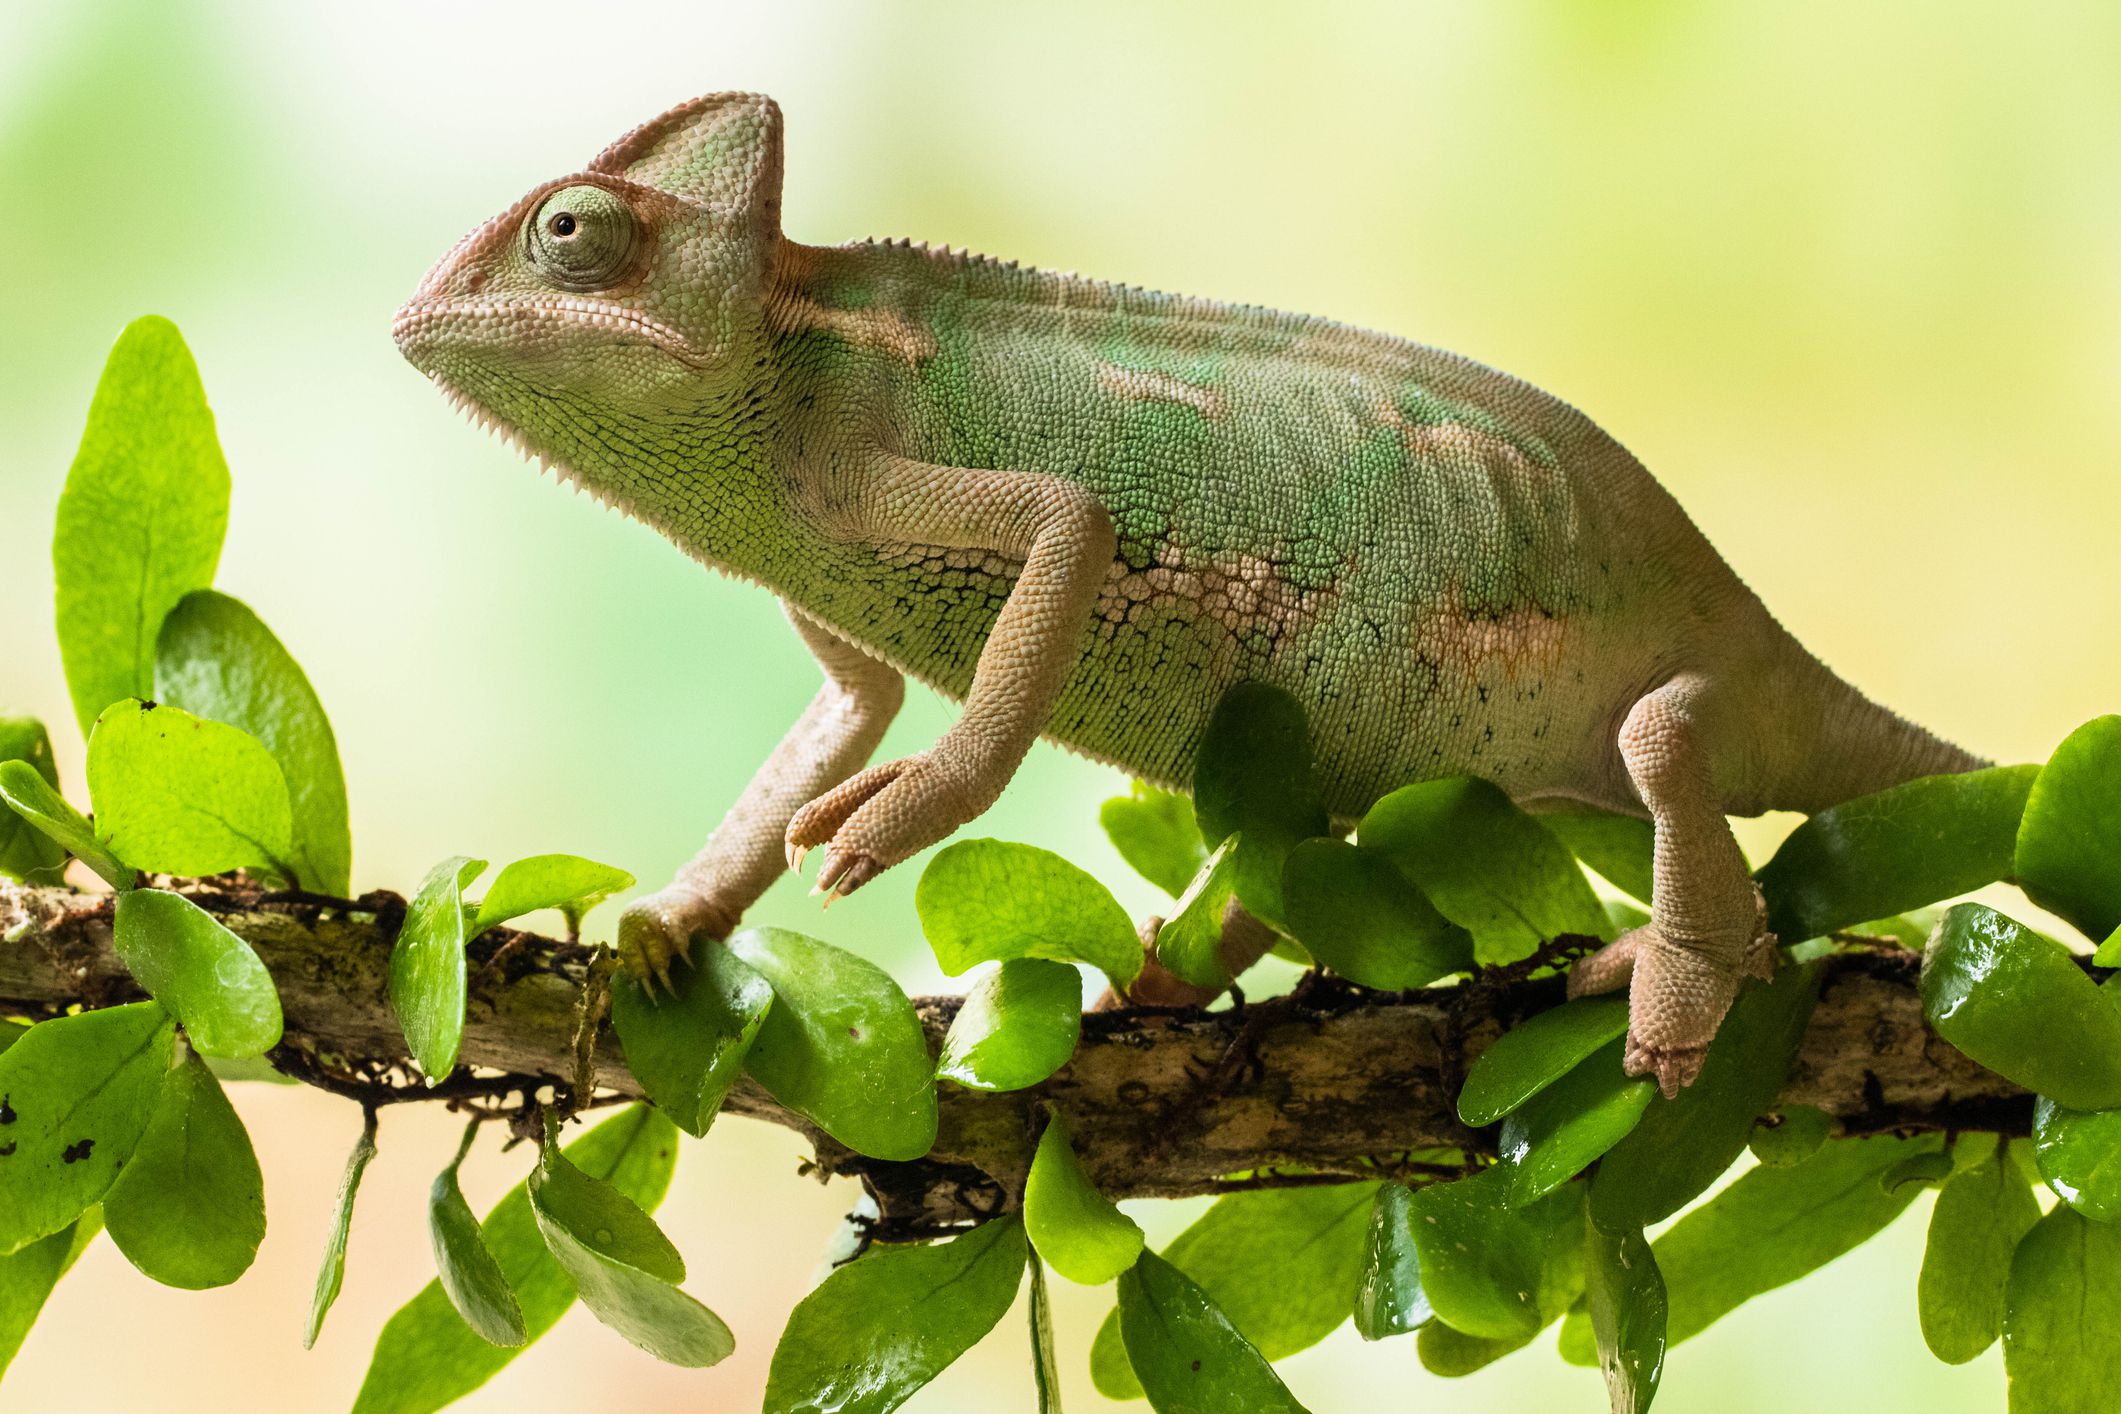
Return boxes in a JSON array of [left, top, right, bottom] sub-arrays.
[[1567, 921, 1776, 1098], [785, 750, 976, 901], [615, 886, 727, 993]]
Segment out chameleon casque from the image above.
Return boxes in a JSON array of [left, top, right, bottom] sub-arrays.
[[394, 93, 1983, 1095]]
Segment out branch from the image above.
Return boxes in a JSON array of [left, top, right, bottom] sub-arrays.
[[0, 879, 2025, 1239]]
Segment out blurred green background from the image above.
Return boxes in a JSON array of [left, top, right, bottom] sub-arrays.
[[2, 1, 2115, 1409]]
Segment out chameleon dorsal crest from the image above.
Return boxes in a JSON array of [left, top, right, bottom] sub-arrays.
[[589, 91, 784, 244]]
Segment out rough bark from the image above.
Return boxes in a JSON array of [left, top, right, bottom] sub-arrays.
[[0, 878, 2025, 1238]]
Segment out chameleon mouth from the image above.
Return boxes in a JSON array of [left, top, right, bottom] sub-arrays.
[[390, 296, 700, 363]]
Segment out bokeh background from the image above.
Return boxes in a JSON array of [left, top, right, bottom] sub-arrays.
[[3, 1, 2117, 1409]]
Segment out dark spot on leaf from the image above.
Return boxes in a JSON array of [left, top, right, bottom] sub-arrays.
[[0, 1141, 14, 1157], [847, 1026, 863, 1041], [140, 699, 158, 711], [61, 1138, 94, 1164], [1191, 1360, 1202, 1372], [0, 1093, 14, 1124]]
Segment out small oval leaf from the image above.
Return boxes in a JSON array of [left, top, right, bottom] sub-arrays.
[[86, 700, 294, 880], [1117, 1251, 1311, 1414], [936, 959, 1082, 1093], [612, 940, 772, 1137], [1283, 837, 1473, 990], [430, 1131, 526, 1347], [1024, 1110, 1143, 1285], [1457, 995, 1629, 1127], [917, 840, 1142, 987], [1099, 781, 1206, 896], [388, 856, 488, 1083], [1496, 1038, 1654, 1206], [470, 853, 635, 936], [0, 759, 132, 890], [2015, 716, 2121, 943], [1353, 1181, 1430, 1341], [103, 1051, 264, 1289], [112, 888, 282, 1058]]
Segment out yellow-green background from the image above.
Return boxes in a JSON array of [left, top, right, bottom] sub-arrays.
[[2, 1, 2115, 1409]]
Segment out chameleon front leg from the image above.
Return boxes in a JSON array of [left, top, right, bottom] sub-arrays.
[[616, 605, 904, 983], [1566, 675, 1776, 1096], [786, 454, 1115, 896]]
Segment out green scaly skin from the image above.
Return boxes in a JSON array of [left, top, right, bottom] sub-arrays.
[[396, 94, 1982, 1093]]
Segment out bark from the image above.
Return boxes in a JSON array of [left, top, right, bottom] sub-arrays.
[[0, 878, 2025, 1239]]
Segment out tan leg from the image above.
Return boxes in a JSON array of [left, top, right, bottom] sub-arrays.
[[616, 605, 903, 982], [1095, 900, 1281, 1010], [1567, 675, 1776, 1095]]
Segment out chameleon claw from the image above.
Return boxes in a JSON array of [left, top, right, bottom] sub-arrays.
[[786, 841, 809, 874]]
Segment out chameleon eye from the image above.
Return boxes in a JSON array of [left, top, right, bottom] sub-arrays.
[[527, 184, 641, 292]]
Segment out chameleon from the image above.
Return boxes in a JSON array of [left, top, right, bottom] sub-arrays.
[[393, 92, 1983, 1094]]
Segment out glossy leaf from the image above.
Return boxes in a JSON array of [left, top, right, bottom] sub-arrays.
[[1537, 807, 1656, 903], [2031, 1083, 2121, 1222], [1024, 1110, 1144, 1285], [2003, 1204, 2121, 1412], [1359, 776, 1608, 963], [2015, 716, 2121, 943], [1419, 1185, 1586, 1378], [1496, 1038, 1654, 1206], [1456, 995, 1629, 1127], [470, 853, 634, 936], [1118, 1251, 1311, 1414], [730, 926, 938, 1161], [85, 700, 294, 879], [0, 759, 131, 890], [1101, 781, 1206, 896], [1415, 1320, 1536, 1377], [156, 589, 352, 895], [937, 959, 1082, 1092], [388, 856, 487, 1083], [305, 1107, 378, 1348], [0, 718, 65, 884], [1920, 1140, 2041, 1364], [54, 316, 230, 738], [1756, 764, 2038, 942], [112, 887, 281, 1058], [1409, 1164, 1580, 1341], [1583, 1223, 1664, 1414], [1353, 1181, 1430, 1340], [102, 1050, 264, 1289], [1153, 838, 1240, 990], [917, 839, 1142, 987], [764, 1216, 1026, 1414], [0, 1002, 175, 1254], [1920, 902, 2121, 1110], [430, 1125, 526, 1347], [1747, 1105, 1834, 1168], [1282, 837, 1473, 990], [1030, 1258, 1063, 1413], [352, 1105, 678, 1414], [611, 940, 772, 1137], [0, 1215, 98, 1381], [1191, 681, 1329, 928]]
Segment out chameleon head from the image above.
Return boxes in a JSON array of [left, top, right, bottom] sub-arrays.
[[392, 93, 784, 509]]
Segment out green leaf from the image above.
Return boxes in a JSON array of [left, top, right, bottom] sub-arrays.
[[937, 959, 1082, 1092], [0, 1002, 175, 1254], [305, 1107, 378, 1349], [1358, 776, 1609, 964], [352, 1105, 678, 1414], [1418, 1184, 1585, 1377], [1583, 1223, 1664, 1414], [2003, 1204, 2121, 1413], [729, 926, 938, 1161], [111, 888, 281, 1058], [1920, 1140, 2041, 1364], [1152, 838, 1241, 990], [1496, 1038, 1655, 1206], [1415, 1319, 1535, 1377], [1408, 1164, 1580, 1341], [1590, 961, 1821, 1232], [1029, 1258, 1063, 1414], [611, 940, 771, 1137], [764, 1216, 1027, 1414], [0, 760, 133, 891], [1191, 681, 1329, 928], [2015, 716, 2121, 943], [101, 1050, 263, 1288], [1537, 806, 1656, 903], [1456, 994, 1629, 1127], [470, 853, 634, 936], [429, 1124, 526, 1347], [53, 316, 230, 739], [2031, 1087, 2121, 1222], [1920, 902, 2121, 1110], [388, 856, 486, 1082], [0, 1215, 97, 1382], [528, 1119, 730, 1367], [1281, 837, 1473, 990], [917, 839, 1142, 987], [0, 719, 66, 884], [1101, 781, 1206, 896], [1353, 1181, 1430, 1341], [1024, 1110, 1144, 1285], [1091, 1183, 1377, 1399], [1756, 763, 2039, 943], [1747, 1105, 1834, 1168], [85, 700, 294, 879], [1117, 1251, 1311, 1414], [155, 590, 353, 895]]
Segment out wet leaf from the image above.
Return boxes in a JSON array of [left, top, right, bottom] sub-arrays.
[[1118, 1251, 1311, 1413], [1282, 837, 1472, 990], [2015, 716, 2121, 943], [102, 1051, 264, 1289], [1921, 1140, 2040, 1364], [1024, 1110, 1143, 1285], [612, 940, 772, 1137], [1353, 1181, 1430, 1341], [388, 856, 487, 1083], [917, 839, 1142, 987], [1191, 681, 1329, 928], [1152, 839, 1241, 990], [1418, 1184, 1585, 1378], [1496, 1038, 1654, 1206], [0, 719, 65, 884], [305, 1107, 377, 1348], [1409, 1164, 1580, 1341], [429, 1125, 525, 1347], [0, 759, 131, 890], [470, 853, 634, 936], [937, 959, 1082, 1092], [2031, 1063, 2121, 1223], [1583, 1223, 1664, 1414], [1456, 995, 1629, 1127], [112, 887, 282, 1058], [1100, 781, 1206, 896], [85, 700, 294, 880], [2003, 1204, 2121, 1412]]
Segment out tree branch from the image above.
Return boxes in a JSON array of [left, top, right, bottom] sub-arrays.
[[0, 879, 2025, 1239]]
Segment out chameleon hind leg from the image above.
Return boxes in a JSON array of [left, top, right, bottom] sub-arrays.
[[1567, 674, 1777, 1096]]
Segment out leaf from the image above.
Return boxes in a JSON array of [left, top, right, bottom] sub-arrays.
[[0, 1001, 175, 1255], [2015, 716, 2121, 943], [305, 1107, 378, 1349], [1418, 1184, 1585, 1377], [1152, 839, 1241, 990], [1101, 781, 1206, 896], [764, 1216, 1026, 1414], [85, 700, 294, 879], [1353, 1181, 1430, 1341], [155, 590, 353, 895], [1408, 1164, 1580, 1341], [1583, 1224, 1664, 1414], [429, 1124, 526, 1347], [917, 839, 1142, 987], [1024, 1110, 1144, 1285], [528, 1120, 731, 1367], [1755, 763, 2039, 943], [1029, 1257, 1063, 1414], [1921, 1140, 2041, 1364], [936, 959, 1082, 1092], [0, 760, 131, 890], [0, 1215, 97, 1382], [1091, 1183, 1377, 1399], [101, 1050, 264, 1288], [1191, 681, 1329, 928], [388, 856, 487, 1083], [1920, 902, 2121, 1110], [1415, 1319, 1535, 1377], [1281, 837, 1473, 990], [1590, 961, 1821, 1233], [53, 316, 230, 739], [0, 719, 66, 884], [1117, 1251, 1312, 1414], [2003, 1203, 2121, 1413], [2031, 1086, 2121, 1222], [470, 853, 634, 936], [729, 926, 938, 1161], [111, 888, 282, 1058], [1537, 807, 1656, 903], [1358, 776, 1609, 964], [352, 1105, 679, 1414], [1495, 1038, 1655, 1206], [1747, 1105, 1834, 1168], [610, 940, 772, 1137], [1456, 994, 1630, 1127]]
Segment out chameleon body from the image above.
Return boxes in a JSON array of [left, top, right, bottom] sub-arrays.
[[395, 94, 1981, 1092]]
